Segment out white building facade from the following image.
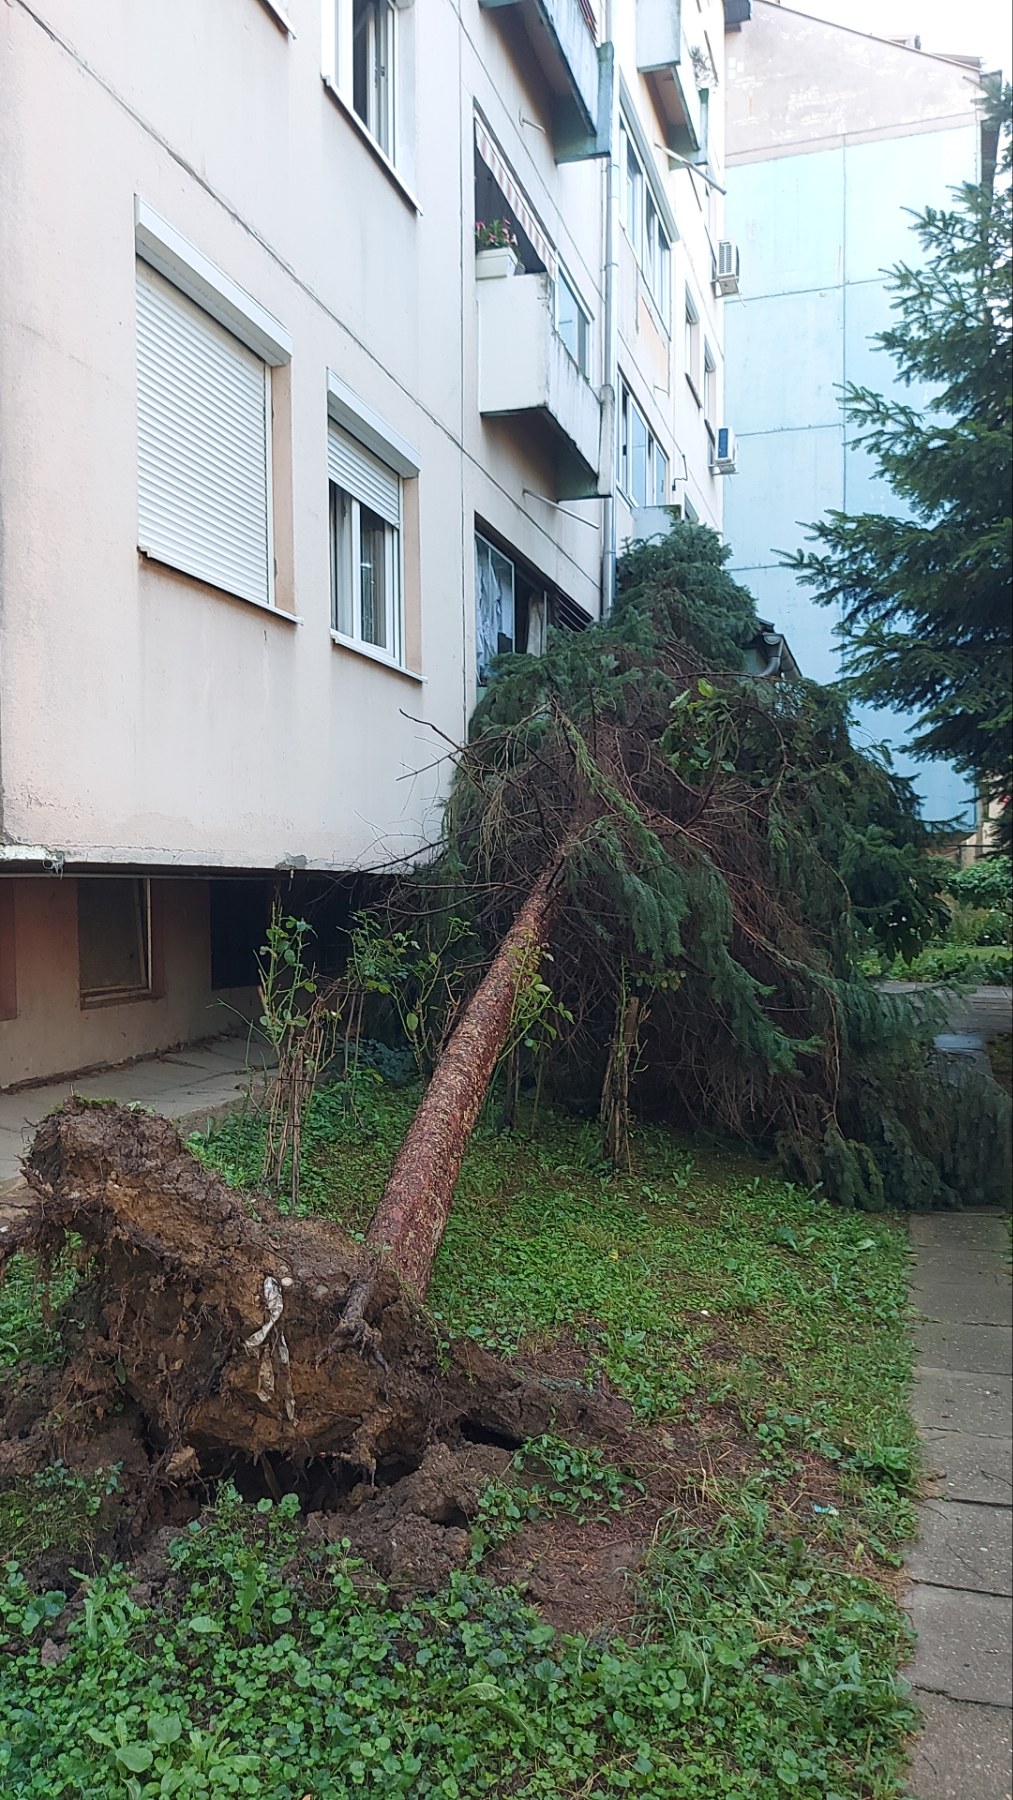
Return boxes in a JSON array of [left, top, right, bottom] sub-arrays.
[[0, 0, 733, 1087]]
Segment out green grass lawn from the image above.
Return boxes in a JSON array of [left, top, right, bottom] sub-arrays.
[[0, 1078, 920, 1799]]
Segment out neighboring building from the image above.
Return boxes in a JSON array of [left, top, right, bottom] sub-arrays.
[[722, 0, 990, 826], [0, 0, 733, 1087]]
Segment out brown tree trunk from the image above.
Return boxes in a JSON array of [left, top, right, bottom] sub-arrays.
[[362, 857, 566, 1300]]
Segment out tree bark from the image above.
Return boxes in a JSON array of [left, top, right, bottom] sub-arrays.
[[362, 856, 567, 1300]]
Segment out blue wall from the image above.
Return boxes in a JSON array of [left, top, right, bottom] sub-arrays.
[[724, 122, 980, 827]]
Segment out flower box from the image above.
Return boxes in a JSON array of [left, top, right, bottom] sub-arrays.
[[475, 246, 524, 280]]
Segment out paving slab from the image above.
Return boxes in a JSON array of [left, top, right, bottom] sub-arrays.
[[912, 1369, 1013, 1439], [911, 1263, 1013, 1329], [907, 1500, 1012, 1596], [907, 1691, 1013, 1800], [920, 1428, 1013, 1506], [910, 1214, 1010, 1254], [0, 1036, 272, 1183], [905, 1584, 1013, 1705], [914, 1322, 1013, 1377]]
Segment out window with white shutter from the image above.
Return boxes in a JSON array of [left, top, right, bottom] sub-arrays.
[[136, 262, 273, 607], [328, 422, 403, 661]]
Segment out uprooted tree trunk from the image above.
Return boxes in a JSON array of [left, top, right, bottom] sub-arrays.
[[6, 1099, 615, 1484], [343, 852, 569, 1324]]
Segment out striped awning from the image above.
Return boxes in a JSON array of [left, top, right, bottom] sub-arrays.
[[474, 112, 557, 281]]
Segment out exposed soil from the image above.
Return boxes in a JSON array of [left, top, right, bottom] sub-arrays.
[[0, 1099, 865, 1638]]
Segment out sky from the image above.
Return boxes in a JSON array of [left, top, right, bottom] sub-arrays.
[[780, 0, 1009, 81]]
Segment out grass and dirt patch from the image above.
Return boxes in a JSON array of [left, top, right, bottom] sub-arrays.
[[0, 1079, 920, 1797]]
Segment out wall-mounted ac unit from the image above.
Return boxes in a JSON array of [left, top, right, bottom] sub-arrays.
[[713, 240, 740, 297], [711, 427, 737, 474]]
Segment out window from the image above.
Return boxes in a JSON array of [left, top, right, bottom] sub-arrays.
[[684, 290, 700, 398], [622, 124, 643, 259], [78, 879, 151, 1005], [475, 534, 515, 683], [210, 879, 273, 991], [0, 883, 15, 1022], [328, 423, 403, 660], [555, 268, 591, 376], [136, 263, 274, 607], [703, 342, 717, 429], [644, 193, 671, 321], [619, 382, 669, 508], [328, 0, 396, 158], [619, 118, 672, 322]]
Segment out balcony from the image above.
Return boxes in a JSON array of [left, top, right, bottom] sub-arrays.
[[477, 272, 603, 499], [479, 0, 613, 161], [636, 0, 706, 157]]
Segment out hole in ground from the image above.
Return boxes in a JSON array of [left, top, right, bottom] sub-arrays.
[[459, 1418, 524, 1452], [215, 1447, 424, 1512]]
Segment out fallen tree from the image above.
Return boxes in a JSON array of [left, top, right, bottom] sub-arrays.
[[3, 527, 1008, 1517], [3, 1099, 619, 1505], [371, 523, 1010, 1235]]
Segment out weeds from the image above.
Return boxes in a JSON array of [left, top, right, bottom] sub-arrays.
[[1, 1082, 922, 1796], [0, 1483, 916, 1799]]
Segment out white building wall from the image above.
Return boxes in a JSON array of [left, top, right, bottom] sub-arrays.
[[0, 0, 730, 1083]]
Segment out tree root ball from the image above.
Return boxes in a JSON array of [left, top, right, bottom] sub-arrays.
[[9, 1100, 620, 1484]]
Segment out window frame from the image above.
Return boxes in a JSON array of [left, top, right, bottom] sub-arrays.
[[618, 380, 670, 509], [325, 371, 421, 678], [475, 530, 517, 685], [684, 288, 701, 402], [327, 0, 397, 163], [78, 877, 153, 1008], [134, 202, 296, 620], [618, 114, 672, 325], [329, 480, 404, 664], [554, 266, 591, 377], [703, 340, 717, 434]]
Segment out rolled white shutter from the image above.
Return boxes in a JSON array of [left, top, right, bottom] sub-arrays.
[[327, 423, 400, 527], [136, 262, 272, 606]]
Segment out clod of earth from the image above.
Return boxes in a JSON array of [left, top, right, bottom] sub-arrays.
[[3, 1099, 625, 1524]]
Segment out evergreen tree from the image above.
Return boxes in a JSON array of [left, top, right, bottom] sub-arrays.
[[357, 523, 1009, 1287], [789, 84, 1012, 833]]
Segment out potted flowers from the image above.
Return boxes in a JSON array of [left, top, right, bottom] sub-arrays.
[[475, 218, 523, 280]]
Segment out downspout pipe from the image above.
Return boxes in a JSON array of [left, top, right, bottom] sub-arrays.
[[601, 0, 620, 615]]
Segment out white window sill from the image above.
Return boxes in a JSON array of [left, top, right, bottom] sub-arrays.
[[255, 0, 294, 34], [330, 630, 424, 682], [321, 78, 421, 215], [138, 549, 303, 623]]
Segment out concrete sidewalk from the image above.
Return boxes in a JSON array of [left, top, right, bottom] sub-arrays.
[[0, 1033, 273, 1193], [905, 1210, 1013, 1800]]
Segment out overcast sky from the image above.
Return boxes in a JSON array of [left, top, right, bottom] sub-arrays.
[[779, 0, 1009, 80]]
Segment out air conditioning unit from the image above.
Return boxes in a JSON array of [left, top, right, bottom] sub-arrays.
[[713, 240, 741, 297], [711, 427, 737, 474]]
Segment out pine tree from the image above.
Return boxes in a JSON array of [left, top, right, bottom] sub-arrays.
[[354, 521, 1009, 1310], [789, 83, 1012, 832]]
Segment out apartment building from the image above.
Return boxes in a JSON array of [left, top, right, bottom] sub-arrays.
[[722, 1, 991, 825], [0, 0, 733, 1087]]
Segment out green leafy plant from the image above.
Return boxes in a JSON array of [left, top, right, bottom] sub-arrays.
[[475, 218, 519, 252]]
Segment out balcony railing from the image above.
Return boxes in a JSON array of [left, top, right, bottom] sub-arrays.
[[479, 0, 612, 162], [477, 272, 603, 498]]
